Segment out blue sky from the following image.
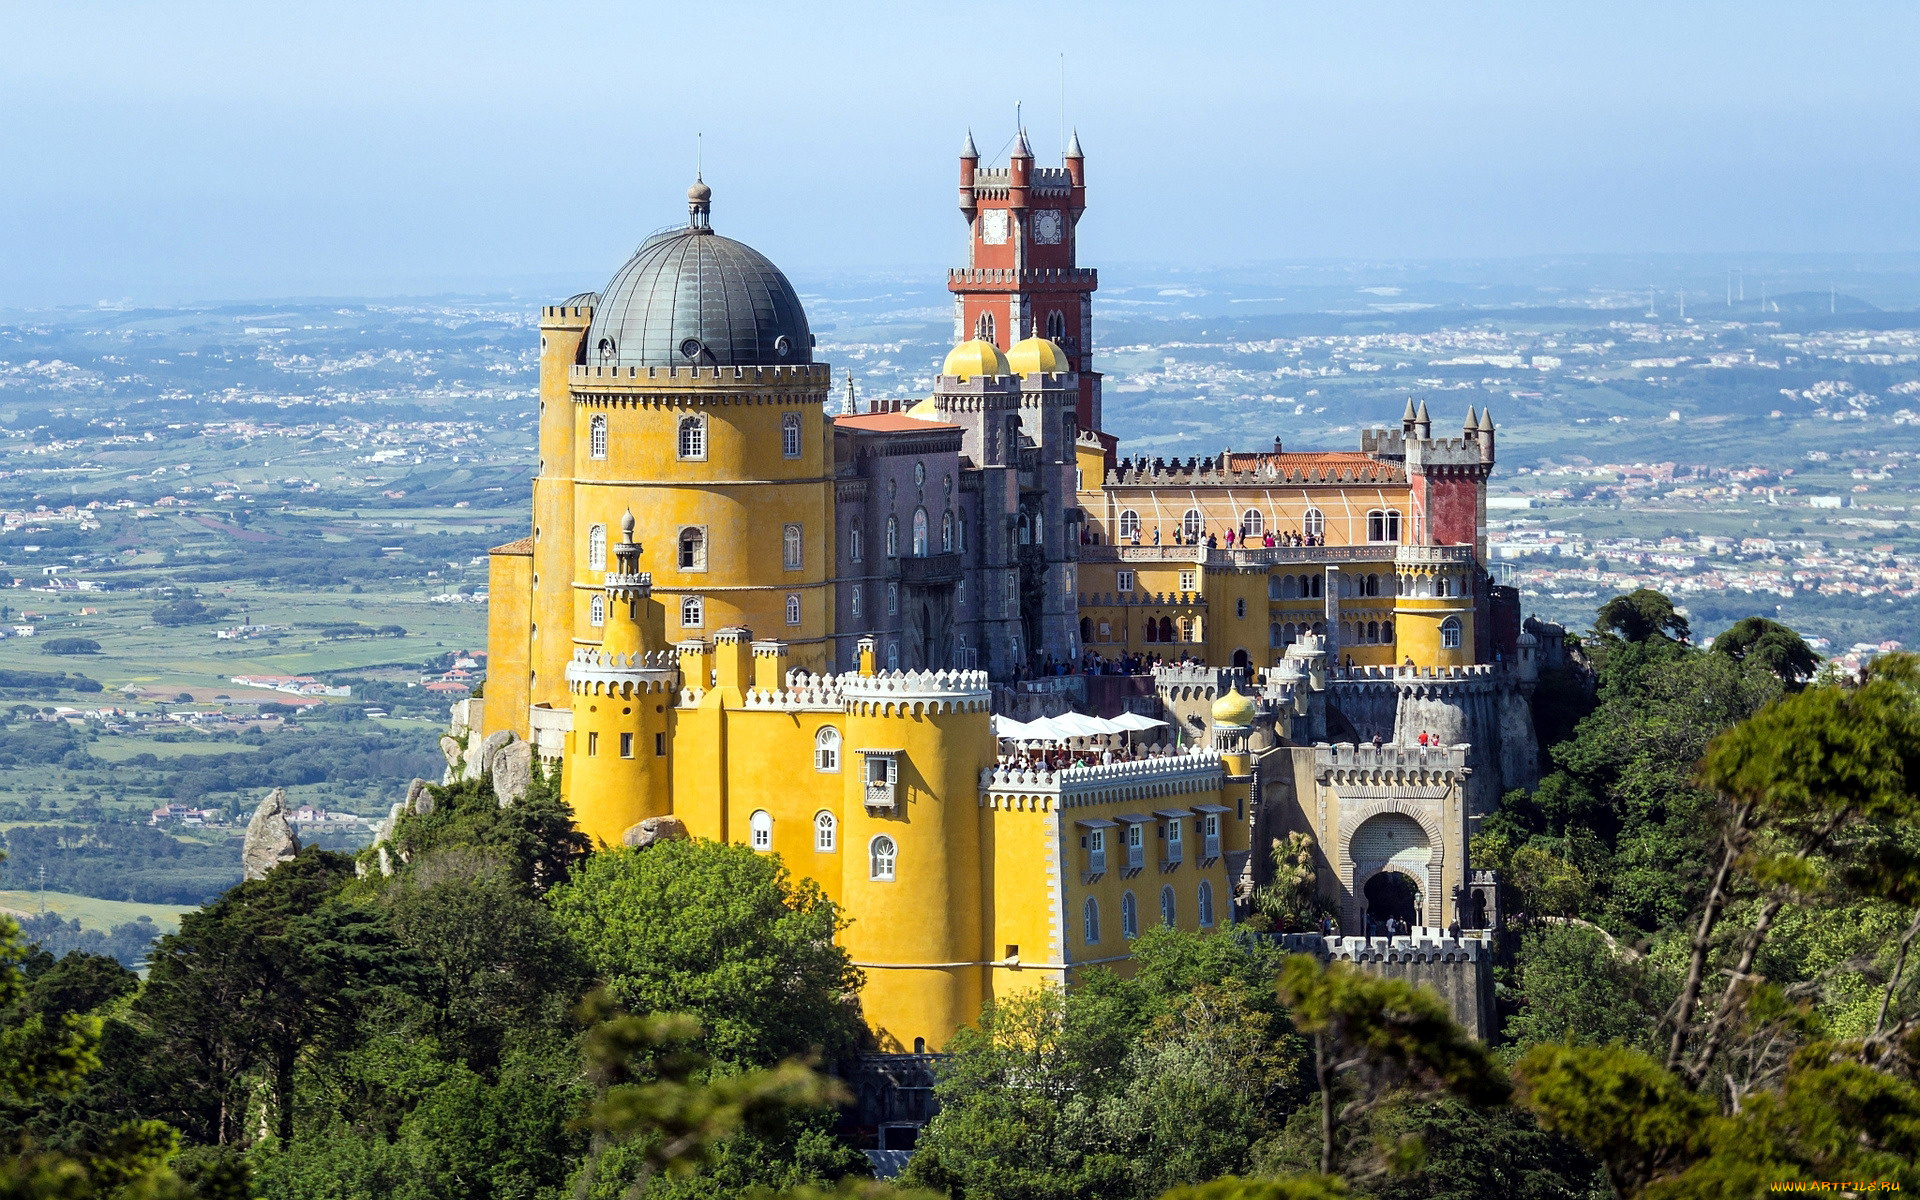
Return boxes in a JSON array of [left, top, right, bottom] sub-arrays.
[[3, 1, 1917, 303]]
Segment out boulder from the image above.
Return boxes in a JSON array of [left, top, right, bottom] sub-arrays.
[[465, 729, 511, 781], [492, 738, 534, 807], [622, 815, 689, 849], [439, 735, 464, 783], [405, 777, 434, 817], [241, 788, 301, 881]]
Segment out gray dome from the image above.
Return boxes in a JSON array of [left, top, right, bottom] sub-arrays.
[[584, 213, 812, 369]]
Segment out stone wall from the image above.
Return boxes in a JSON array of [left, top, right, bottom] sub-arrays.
[[1280, 931, 1497, 1040]]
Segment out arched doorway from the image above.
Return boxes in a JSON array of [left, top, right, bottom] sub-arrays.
[[1364, 871, 1420, 931], [1232, 648, 1251, 670]]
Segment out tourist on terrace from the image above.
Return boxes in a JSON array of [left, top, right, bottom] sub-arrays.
[[1151, 527, 1160, 545]]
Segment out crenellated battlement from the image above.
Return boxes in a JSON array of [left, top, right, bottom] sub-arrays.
[[842, 668, 992, 716], [569, 363, 833, 389], [540, 305, 595, 325], [980, 749, 1225, 808], [1314, 741, 1470, 783], [1279, 932, 1493, 964], [1102, 454, 1404, 488], [948, 266, 1097, 287], [565, 647, 680, 695]]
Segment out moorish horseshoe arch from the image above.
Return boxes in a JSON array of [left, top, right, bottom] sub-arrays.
[[1336, 797, 1445, 929]]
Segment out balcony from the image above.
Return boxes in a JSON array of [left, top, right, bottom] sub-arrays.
[[1202, 834, 1221, 862], [898, 552, 963, 586], [1088, 848, 1107, 876], [1162, 838, 1184, 870], [1125, 843, 1145, 873]]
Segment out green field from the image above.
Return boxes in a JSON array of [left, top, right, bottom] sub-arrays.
[[0, 888, 195, 932]]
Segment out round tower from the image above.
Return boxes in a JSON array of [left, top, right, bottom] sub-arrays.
[[566, 512, 677, 847], [566, 182, 836, 672], [836, 666, 995, 1052], [1392, 549, 1476, 670]]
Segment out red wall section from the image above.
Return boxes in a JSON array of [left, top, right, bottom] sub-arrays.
[[1420, 473, 1481, 546]]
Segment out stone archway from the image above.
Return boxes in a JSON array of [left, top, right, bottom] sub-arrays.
[[1362, 869, 1421, 931], [1342, 809, 1439, 928]]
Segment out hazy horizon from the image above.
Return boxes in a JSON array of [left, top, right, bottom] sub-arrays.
[[5, 2, 1919, 306]]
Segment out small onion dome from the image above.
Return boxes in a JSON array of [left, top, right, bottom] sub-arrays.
[[1006, 336, 1070, 377], [687, 178, 712, 203], [941, 338, 1010, 380], [1211, 687, 1256, 728]]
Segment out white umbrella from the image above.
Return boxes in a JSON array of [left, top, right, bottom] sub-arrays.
[[992, 715, 1039, 739], [1047, 711, 1114, 739], [1107, 712, 1169, 732]]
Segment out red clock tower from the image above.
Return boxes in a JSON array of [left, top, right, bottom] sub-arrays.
[[950, 127, 1103, 434]]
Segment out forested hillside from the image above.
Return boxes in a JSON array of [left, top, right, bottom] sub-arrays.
[[1, 592, 1918, 1199]]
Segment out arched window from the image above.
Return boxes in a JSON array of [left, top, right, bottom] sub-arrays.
[[783, 523, 803, 569], [886, 516, 899, 558], [1270, 622, 1282, 648], [848, 526, 862, 563], [587, 523, 607, 570], [1240, 509, 1264, 537], [1198, 879, 1215, 928], [975, 311, 995, 342], [815, 727, 840, 773], [1381, 619, 1394, 643], [681, 595, 704, 628], [954, 513, 966, 553], [1179, 617, 1194, 643], [869, 835, 897, 881], [1367, 509, 1402, 543], [1441, 616, 1463, 649], [941, 510, 954, 552], [1366, 619, 1380, 643], [1182, 508, 1204, 540], [749, 810, 772, 852], [1303, 508, 1325, 541], [1339, 574, 1354, 599], [887, 582, 898, 615], [785, 593, 801, 626], [589, 594, 605, 627], [814, 810, 837, 852], [596, 338, 615, 366], [850, 585, 863, 617], [1159, 616, 1176, 643], [1083, 897, 1101, 944], [1236, 598, 1246, 618], [1046, 310, 1068, 342], [1362, 573, 1379, 597], [588, 414, 608, 460], [781, 412, 801, 459], [1309, 574, 1324, 598], [1121, 891, 1139, 939], [1118, 510, 1141, 541], [1160, 885, 1177, 927], [1080, 616, 1093, 644], [912, 507, 929, 556], [677, 414, 706, 461], [678, 527, 706, 571], [1341, 620, 1353, 643]]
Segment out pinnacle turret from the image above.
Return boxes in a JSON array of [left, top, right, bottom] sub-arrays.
[[1012, 127, 1033, 159], [1464, 405, 1478, 432], [1065, 128, 1084, 159], [961, 128, 978, 159]]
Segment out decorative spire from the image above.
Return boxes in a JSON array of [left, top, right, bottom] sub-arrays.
[[1402, 397, 1417, 423], [1464, 405, 1478, 431], [843, 370, 858, 415], [1065, 128, 1084, 159], [1416, 399, 1431, 423], [687, 177, 712, 231], [1012, 126, 1033, 159], [961, 128, 979, 159], [1479, 407, 1495, 432]]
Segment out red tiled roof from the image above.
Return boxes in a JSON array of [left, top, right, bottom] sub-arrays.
[[491, 536, 534, 555]]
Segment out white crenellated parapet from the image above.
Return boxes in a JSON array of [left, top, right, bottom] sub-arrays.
[[841, 668, 992, 717], [1279, 931, 1493, 963], [980, 748, 1225, 810], [742, 669, 849, 712], [1315, 741, 1470, 785], [565, 647, 680, 696]]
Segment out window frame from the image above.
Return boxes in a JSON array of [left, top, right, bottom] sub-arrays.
[[589, 594, 605, 627], [587, 523, 607, 570], [1083, 896, 1100, 944], [588, 413, 608, 460], [680, 595, 704, 628], [1240, 508, 1264, 537], [814, 810, 837, 852], [783, 523, 803, 570], [1121, 891, 1139, 939], [1182, 508, 1204, 539], [781, 411, 801, 459], [1441, 615, 1463, 650], [785, 593, 801, 626], [678, 526, 707, 573], [677, 413, 707, 461], [748, 809, 772, 852], [814, 727, 841, 773], [1117, 509, 1141, 540], [869, 835, 897, 881]]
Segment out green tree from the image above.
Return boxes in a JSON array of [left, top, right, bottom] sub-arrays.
[[1594, 590, 1689, 645], [1708, 616, 1819, 688], [1275, 956, 1509, 1178], [550, 839, 860, 1068], [1504, 923, 1668, 1052]]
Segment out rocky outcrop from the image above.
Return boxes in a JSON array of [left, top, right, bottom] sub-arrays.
[[492, 738, 534, 807], [439, 735, 464, 784], [405, 777, 434, 817], [623, 815, 688, 849], [242, 788, 300, 881]]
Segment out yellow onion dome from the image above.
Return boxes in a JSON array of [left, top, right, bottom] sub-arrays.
[[1211, 687, 1257, 728], [940, 338, 1010, 380], [1006, 336, 1070, 377], [907, 394, 941, 419]]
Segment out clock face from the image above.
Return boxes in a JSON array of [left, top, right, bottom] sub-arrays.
[[1034, 209, 1064, 245], [981, 209, 1009, 245]]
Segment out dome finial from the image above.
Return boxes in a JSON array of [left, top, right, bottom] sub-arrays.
[[687, 175, 712, 231]]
